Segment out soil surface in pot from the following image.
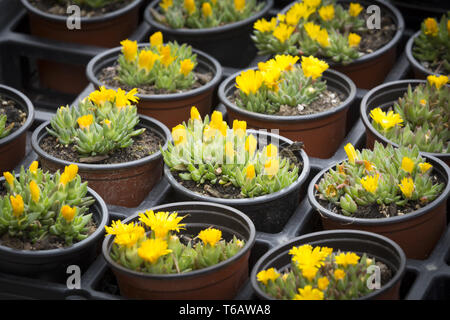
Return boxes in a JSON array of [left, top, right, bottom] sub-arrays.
[[0, 96, 27, 136], [97, 64, 213, 95], [173, 143, 304, 199], [40, 129, 163, 164], [29, 0, 135, 18]]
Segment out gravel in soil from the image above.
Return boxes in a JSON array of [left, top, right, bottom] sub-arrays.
[[0, 96, 27, 136]]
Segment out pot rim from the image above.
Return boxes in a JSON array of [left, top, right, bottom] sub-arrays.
[[31, 114, 170, 171], [250, 229, 406, 300], [20, 0, 143, 24], [164, 129, 311, 205], [360, 79, 450, 160], [0, 84, 35, 147], [0, 178, 108, 258], [218, 67, 357, 123], [280, 0, 405, 68], [86, 44, 223, 102], [144, 0, 274, 36], [102, 201, 256, 280], [307, 153, 450, 226]]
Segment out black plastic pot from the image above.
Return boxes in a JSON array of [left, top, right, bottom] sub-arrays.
[[86, 44, 223, 129], [0, 178, 109, 283], [307, 154, 450, 260], [0, 85, 35, 172], [143, 0, 274, 68], [251, 230, 406, 300], [360, 79, 450, 166], [102, 201, 256, 300], [164, 129, 310, 233], [31, 114, 171, 208], [218, 68, 357, 159]]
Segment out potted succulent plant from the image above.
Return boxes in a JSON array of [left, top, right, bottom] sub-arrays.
[[20, 0, 144, 94], [218, 54, 356, 159], [251, 0, 404, 89], [308, 141, 450, 259], [143, 0, 274, 67], [102, 201, 256, 299], [405, 14, 450, 79], [361, 75, 449, 166], [86, 32, 223, 129], [31, 87, 171, 207], [0, 162, 108, 282], [0, 85, 35, 173], [161, 106, 310, 233], [251, 230, 406, 300]]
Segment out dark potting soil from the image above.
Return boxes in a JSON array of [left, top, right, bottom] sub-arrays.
[[40, 129, 163, 164], [29, 0, 134, 18], [0, 96, 27, 137], [97, 64, 214, 95]]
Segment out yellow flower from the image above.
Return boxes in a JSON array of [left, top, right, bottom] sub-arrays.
[[10, 194, 24, 218], [245, 164, 255, 180], [273, 54, 299, 72], [236, 69, 264, 95], [160, 45, 176, 67], [202, 2, 212, 17], [419, 99, 427, 106], [264, 159, 279, 177], [105, 220, 140, 236], [245, 134, 257, 156], [159, 0, 173, 11], [103, 119, 112, 128], [319, 4, 334, 21], [286, 2, 315, 24], [184, 0, 196, 14], [138, 238, 172, 264], [304, 0, 321, 8], [59, 164, 78, 186], [448, 20, 450, 34], [150, 31, 163, 47], [424, 17, 438, 36], [139, 210, 186, 239], [198, 228, 222, 247], [289, 245, 330, 270], [348, 32, 361, 47], [317, 277, 329, 291], [261, 67, 281, 91], [401, 157, 415, 174], [234, 0, 245, 12], [190, 106, 201, 121], [120, 39, 138, 62], [88, 86, 116, 106], [138, 50, 160, 73], [3, 171, 14, 187], [77, 114, 94, 130], [277, 13, 286, 23], [29, 161, 39, 174], [301, 265, 319, 281], [316, 28, 330, 47], [113, 222, 145, 248], [172, 124, 187, 146], [293, 285, 324, 300], [265, 144, 278, 158], [210, 110, 223, 127], [427, 75, 449, 89], [232, 119, 247, 138], [301, 55, 329, 80], [257, 268, 280, 285], [115, 88, 139, 109], [418, 162, 432, 174], [225, 141, 235, 158], [360, 174, 380, 194], [335, 252, 360, 267], [348, 3, 363, 17], [398, 177, 414, 198], [272, 23, 295, 43], [363, 160, 375, 172], [180, 59, 195, 76], [61, 205, 76, 223], [334, 268, 346, 280], [344, 143, 358, 164], [370, 107, 403, 130], [304, 22, 321, 40], [254, 17, 277, 33], [29, 180, 40, 203]]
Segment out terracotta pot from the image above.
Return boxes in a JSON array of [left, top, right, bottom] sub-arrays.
[[280, 0, 405, 89], [360, 79, 450, 166], [0, 85, 35, 173], [307, 155, 450, 260], [31, 115, 170, 208], [143, 0, 273, 68], [102, 201, 256, 300], [164, 129, 310, 233], [251, 230, 406, 300], [20, 0, 144, 94], [219, 68, 357, 159], [86, 44, 223, 129], [0, 180, 109, 283]]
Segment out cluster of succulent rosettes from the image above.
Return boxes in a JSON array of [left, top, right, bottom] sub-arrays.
[[47, 87, 145, 158], [0, 162, 95, 246], [162, 107, 300, 198], [55, 0, 122, 9], [257, 244, 379, 300], [0, 114, 14, 139], [413, 14, 450, 74], [235, 54, 328, 114], [370, 75, 449, 154], [252, 1, 367, 64], [152, 0, 265, 29], [118, 32, 198, 91], [105, 210, 245, 274], [315, 142, 445, 217]]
